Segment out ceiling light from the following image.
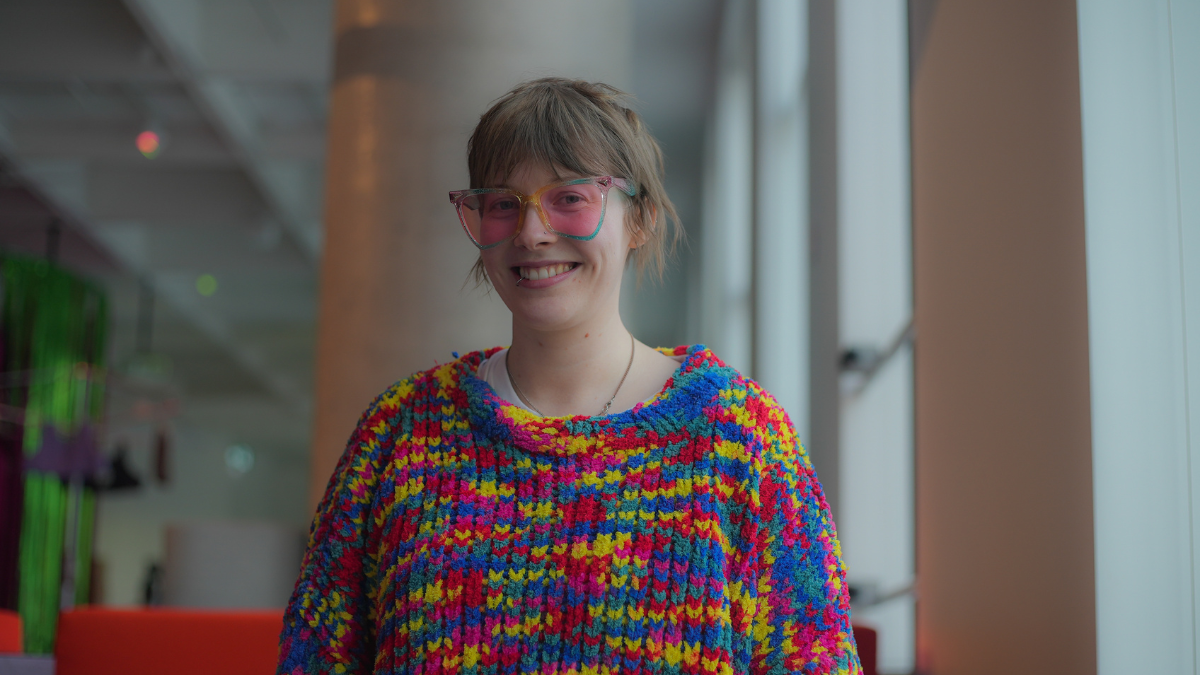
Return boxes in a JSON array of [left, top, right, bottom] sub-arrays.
[[224, 444, 254, 477], [195, 274, 218, 297], [136, 130, 161, 159]]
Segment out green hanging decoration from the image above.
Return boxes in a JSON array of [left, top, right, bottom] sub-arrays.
[[1, 255, 108, 654]]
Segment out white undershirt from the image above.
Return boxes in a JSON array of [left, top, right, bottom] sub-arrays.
[[476, 347, 684, 416]]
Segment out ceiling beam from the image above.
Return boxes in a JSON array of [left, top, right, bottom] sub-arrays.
[[121, 0, 325, 259], [2, 152, 313, 413]]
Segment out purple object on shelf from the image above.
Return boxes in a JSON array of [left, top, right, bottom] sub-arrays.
[[25, 425, 102, 479]]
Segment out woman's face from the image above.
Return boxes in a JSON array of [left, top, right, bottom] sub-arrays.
[[480, 162, 636, 333]]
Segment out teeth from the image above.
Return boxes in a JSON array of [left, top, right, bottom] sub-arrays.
[[520, 263, 574, 281]]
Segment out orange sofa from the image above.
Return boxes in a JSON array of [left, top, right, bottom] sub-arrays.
[[53, 607, 877, 675], [55, 607, 282, 675]]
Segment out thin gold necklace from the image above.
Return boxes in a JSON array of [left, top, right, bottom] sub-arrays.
[[506, 332, 636, 417]]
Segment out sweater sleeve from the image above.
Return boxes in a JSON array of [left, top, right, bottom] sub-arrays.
[[743, 386, 861, 675], [277, 387, 400, 675]]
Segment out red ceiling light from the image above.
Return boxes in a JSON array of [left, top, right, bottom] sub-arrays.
[[136, 130, 160, 159]]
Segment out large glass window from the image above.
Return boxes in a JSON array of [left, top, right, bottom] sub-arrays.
[[836, 1, 914, 672], [702, 3, 914, 670]]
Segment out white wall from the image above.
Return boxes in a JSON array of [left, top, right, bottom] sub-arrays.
[[1078, 1, 1200, 672], [95, 412, 308, 606]]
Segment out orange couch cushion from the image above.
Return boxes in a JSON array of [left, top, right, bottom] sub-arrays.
[[56, 607, 281, 675], [0, 609, 21, 653], [54, 607, 875, 675]]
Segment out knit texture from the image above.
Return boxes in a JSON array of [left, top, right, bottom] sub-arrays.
[[278, 345, 860, 675]]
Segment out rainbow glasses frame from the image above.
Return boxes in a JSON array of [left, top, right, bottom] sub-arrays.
[[448, 176, 636, 249]]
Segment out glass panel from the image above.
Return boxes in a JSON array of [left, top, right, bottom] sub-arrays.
[[461, 192, 522, 246], [835, 0, 914, 672], [540, 182, 605, 238]]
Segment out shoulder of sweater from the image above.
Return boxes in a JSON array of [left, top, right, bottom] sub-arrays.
[[701, 355, 771, 407], [356, 351, 490, 428], [705, 365, 798, 442], [359, 371, 423, 422], [340, 359, 471, 472]]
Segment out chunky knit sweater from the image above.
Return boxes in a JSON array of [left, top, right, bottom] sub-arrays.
[[278, 345, 861, 675]]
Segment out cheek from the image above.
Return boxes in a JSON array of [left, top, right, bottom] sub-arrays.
[[579, 239, 631, 288], [479, 252, 509, 286], [480, 249, 503, 271], [590, 206, 631, 257]]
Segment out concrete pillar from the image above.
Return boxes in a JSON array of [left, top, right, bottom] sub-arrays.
[[313, 0, 632, 504], [911, 2, 1095, 673]]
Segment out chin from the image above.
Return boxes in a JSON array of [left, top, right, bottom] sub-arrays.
[[510, 297, 586, 332]]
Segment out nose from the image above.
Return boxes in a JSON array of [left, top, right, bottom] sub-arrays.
[[512, 201, 556, 249]]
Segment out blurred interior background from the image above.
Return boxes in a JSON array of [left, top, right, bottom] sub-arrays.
[[0, 1, 1196, 674]]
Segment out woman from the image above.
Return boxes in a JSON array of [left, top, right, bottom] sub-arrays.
[[278, 78, 861, 675]]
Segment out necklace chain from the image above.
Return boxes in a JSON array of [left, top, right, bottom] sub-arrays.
[[506, 332, 636, 417]]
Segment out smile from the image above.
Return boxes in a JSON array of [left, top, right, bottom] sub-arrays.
[[518, 262, 578, 281]]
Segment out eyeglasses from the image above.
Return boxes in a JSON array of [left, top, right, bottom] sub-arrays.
[[448, 176, 635, 249]]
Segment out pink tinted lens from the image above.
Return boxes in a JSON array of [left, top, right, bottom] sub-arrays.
[[540, 183, 605, 237], [460, 192, 521, 246]]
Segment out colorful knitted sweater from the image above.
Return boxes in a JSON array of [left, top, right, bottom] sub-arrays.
[[278, 345, 860, 675]]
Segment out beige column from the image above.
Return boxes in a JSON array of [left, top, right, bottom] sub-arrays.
[[911, 2, 1095, 674], [312, 0, 633, 505]]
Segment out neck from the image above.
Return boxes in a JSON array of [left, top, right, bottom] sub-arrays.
[[507, 308, 633, 417]]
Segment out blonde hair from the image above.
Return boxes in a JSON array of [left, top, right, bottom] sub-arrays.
[[466, 78, 681, 286]]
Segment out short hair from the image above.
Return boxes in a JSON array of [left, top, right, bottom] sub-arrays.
[[466, 78, 681, 286]]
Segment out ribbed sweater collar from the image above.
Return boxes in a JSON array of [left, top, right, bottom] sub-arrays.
[[453, 344, 730, 457]]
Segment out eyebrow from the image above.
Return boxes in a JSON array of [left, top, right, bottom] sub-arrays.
[[489, 166, 577, 191]]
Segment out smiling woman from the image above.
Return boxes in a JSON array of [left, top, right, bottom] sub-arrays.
[[277, 79, 862, 675]]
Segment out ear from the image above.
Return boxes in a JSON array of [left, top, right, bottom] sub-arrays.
[[628, 204, 656, 249]]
